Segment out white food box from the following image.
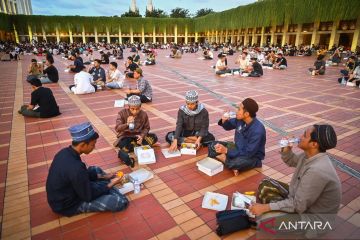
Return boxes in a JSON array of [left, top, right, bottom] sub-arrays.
[[117, 168, 154, 194], [134, 145, 156, 165], [161, 148, 181, 158], [129, 168, 154, 183], [196, 157, 224, 176], [231, 192, 256, 218], [202, 192, 228, 211], [64, 69, 70, 72], [180, 143, 197, 155], [114, 99, 128, 108]]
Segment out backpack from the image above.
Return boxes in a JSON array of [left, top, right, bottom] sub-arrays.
[[216, 210, 251, 236]]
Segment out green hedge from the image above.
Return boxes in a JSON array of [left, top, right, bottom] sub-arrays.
[[1, 0, 359, 34]]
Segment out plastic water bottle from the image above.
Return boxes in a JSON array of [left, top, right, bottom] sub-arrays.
[[133, 177, 140, 194], [341, 77, 347, 86], [129, 122, 135, 131], [279, 138, 300, 148]]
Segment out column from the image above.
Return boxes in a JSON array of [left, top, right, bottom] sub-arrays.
[[195, 32, 198, 42], [237, 29, 241, 44], [244, 28, 248, 45], [351, 16, 360, 52], [130, 27, 134, 44], [174, 25, 178, 44], [327, 21, 339, 49], [225, 29, 228, 43], [295, 24, 302, 47], [42, 27, 47, 42], [311, 20, 320, 45], [153, 26, 156, 43], [106, 27, 110, 43], [215, 30, 218, 43], [55, 27, 60, 43], [281, 22, 289, 46], [251, 29, 256, 45], [118, 27, 122, 44], [231, 30, 235, 44], [163, 27, 167, 43], [82, 26, 86, 43], [28, 25, 32, 41], [13, 24, 19, 43], [185, 25, 188, 44], [94, 26, 98, 43], [141, 25, 145, 43], [69, 28, 73, 43], [260, 27, 265, 46], [270, 25, 276, 44], [2, 0, 7, 13]]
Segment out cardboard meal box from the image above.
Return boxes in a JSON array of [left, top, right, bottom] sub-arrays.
[[231, 192, 256, 218], [134, 145, 156, 165], [196, 157, 224, 176], [114, 99, 128, 108], [161, 148, 181, 158], [180, 143, 197, 155], [118, 168, 154, 194]]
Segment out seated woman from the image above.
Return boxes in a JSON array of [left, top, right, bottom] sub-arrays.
[[27, 59, 43, 82], [262, 51, 276, 67], [329, 49, 341, 65], [18, 78, 61, 118], [166, 90, 215, 152], [308, 54, 326, 75], [144, 52, 156, 65], [105, 62, 124, 89], [115, 95, 158, 167], [250, 125, 341, 239]]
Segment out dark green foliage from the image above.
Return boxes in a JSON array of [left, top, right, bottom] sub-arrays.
[[145, 9, 168, 18], [194, 8, 214, 18], [170, 8, 191, 18]]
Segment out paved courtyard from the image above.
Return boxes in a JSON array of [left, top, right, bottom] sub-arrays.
[[0, 49, 359, 240]]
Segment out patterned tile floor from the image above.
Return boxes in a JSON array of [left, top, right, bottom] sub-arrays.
[[0, 49, 359, 240]]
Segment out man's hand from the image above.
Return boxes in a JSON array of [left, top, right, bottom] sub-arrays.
[[221, 111, 230, 124], [215, 143, 227, 154], [98, 173, 115, 180], [126, 116, 134, 125], [248, 203, 270, 216], [195, 137, 202, 150], [136, 135, 143, 145], [169, 139, 178, 153], [107, 175, 124, 188]]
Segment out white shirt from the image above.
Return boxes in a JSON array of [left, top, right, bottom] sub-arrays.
[[208, 51, 214, 59], [215, 59, 226, 72], [71, 71, 95, 94], [108, 69, 124, 88]]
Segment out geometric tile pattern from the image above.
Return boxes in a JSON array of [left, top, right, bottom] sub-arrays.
[[0, 49, 359, 239]]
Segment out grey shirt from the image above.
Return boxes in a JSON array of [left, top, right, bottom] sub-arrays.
[[137, 77, 152, 100], [174, 108, 209, 140], [270, 151, 341, 215]]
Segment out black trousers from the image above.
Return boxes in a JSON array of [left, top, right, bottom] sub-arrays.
[[126, 93, 151, 103], [165, 130, 215, 146]]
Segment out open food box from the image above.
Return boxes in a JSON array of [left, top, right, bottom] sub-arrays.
[[196, 157, 224, 176], [180, 143, 197, 155], [134, 145, 156, 165]]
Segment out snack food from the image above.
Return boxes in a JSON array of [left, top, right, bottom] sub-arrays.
[[210, 198, 220, 206], [116, 171, 124, 178]]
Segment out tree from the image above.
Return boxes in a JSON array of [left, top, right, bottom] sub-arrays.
[[145, 9, 168, 18], [121, 9, 142, 17], [194, 8, 214, 18], [169, 8, 190, 18]]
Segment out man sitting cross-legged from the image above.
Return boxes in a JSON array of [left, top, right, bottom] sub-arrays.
[[215, 54, 231, 75], [209, 98, 266, 176], [115, 95, 158, 168], [89, 59, 106, 87], [125, 68, 152, 103], [124, 56, 139, 78], [18, 78, 61, 118], [69, 66, 96, 94], [166, 90, 215, 153], [250, 124, 341, 239], [46, 122, 129, 216]]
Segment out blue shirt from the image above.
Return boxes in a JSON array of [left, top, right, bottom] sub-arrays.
[[219, 117, 266, 160]]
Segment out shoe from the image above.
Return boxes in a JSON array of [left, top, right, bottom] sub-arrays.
[[118, 151, 135, 168]]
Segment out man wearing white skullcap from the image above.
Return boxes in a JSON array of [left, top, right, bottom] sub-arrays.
[[166, 90, 215, 152], [114, 95, 158, 167]]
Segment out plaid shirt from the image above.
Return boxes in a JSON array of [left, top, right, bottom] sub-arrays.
[[137, 77, 152, 100]]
